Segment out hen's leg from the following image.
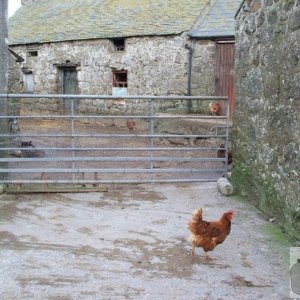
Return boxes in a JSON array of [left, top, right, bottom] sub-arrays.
[[191, 243, 196, 257], [205, 252, 213, 261]]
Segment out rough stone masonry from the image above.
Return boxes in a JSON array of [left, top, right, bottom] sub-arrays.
[[233, 0, 300, 239], [8, 34, 216, 115]]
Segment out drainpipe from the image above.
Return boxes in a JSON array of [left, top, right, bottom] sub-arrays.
[[185, 43, 193, 113]]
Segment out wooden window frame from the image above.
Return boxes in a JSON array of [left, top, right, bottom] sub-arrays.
[[113, 70, 128, 88], [26, 45, 39, 57]]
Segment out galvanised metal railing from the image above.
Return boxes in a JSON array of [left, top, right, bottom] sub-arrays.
[[0, 94, 230, 185]]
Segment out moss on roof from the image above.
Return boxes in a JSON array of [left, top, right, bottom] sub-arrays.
[[8, 0, 209, 45]]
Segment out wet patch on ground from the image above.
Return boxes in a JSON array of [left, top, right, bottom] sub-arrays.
[[0, 183, 290, 299], [222, 275, 273, 288]]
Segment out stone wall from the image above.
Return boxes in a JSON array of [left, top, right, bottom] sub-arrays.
[[8, 34, 216, 114], [233, 0, 300, 239], [0, 0, 8, 93], [191, 39, 216, 113], [0, 0, 9, 180], [7, 54, 23, 115], [192, 40, 216, 96], [8, 54, 22, 93]]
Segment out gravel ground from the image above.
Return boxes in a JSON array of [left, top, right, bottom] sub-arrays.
[[0, 183, 290, 299]]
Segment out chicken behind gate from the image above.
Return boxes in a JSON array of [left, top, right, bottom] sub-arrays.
[[217, 144, 233, 165], [188, 208, 234, 259], [126, 119, 136, 131], [209, 102, 221, 116]]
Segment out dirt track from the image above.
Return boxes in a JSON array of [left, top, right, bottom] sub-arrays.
[[0, 183, 290, 299]]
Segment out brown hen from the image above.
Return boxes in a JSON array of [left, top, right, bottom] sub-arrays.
[[188, 208, 234, 260], [126, 119, 136, 131], [209, 102, 221, 116]]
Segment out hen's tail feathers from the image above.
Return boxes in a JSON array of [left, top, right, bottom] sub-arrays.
[[191, 208, 203, 221], [188, 208, 203, 234]]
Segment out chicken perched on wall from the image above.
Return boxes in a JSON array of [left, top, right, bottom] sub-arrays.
[[217, 143, 233, 165], [126, 119, 136, 131], [188, 208, 234, 260], [209, 102, 221, 116]]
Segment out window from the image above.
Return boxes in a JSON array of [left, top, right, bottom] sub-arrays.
[[28, 51, 38, 57], [23, 71, 34, 93], [26, 44, 39, 57], [112, 70, 128, 96], [112, 38, 125, 51], [113, 70, 128, 87]]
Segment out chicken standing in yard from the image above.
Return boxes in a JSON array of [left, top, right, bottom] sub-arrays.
[[188, 208, 234, 260]]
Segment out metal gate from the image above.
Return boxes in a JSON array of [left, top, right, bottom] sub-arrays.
[[0, 94, 230, 188]]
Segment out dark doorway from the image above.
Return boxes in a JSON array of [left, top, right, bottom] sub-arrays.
[[61, 67, 78, 114], [215, 41, 235, 118]]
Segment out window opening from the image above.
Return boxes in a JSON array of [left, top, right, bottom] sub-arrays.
[[28, 51, 38, 57], [22, 69, 34, 93], [113, 70, 128, 87], [112, 38, 125, 51], [26, 45, 39, 57]]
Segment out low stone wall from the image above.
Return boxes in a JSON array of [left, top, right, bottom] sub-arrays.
[[233, 0, 300, 239]]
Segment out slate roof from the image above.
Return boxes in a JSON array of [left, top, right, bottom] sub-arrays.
[[8, 0, 209, 45], [189, 0, 243, 38]]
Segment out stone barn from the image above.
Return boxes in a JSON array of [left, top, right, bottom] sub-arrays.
[[233, 0, 300, 239], [8, 0, 241, 116]]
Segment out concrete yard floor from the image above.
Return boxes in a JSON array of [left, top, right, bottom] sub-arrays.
[[0, 183, 290, 299]]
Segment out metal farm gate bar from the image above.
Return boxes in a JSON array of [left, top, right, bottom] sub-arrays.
[[0, 94, 230, 187]]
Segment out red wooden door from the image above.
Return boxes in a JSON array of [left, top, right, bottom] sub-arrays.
[[215, 42, 235, 118]]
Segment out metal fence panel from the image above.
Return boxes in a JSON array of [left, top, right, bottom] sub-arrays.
[[0, 94, 230, 187]]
